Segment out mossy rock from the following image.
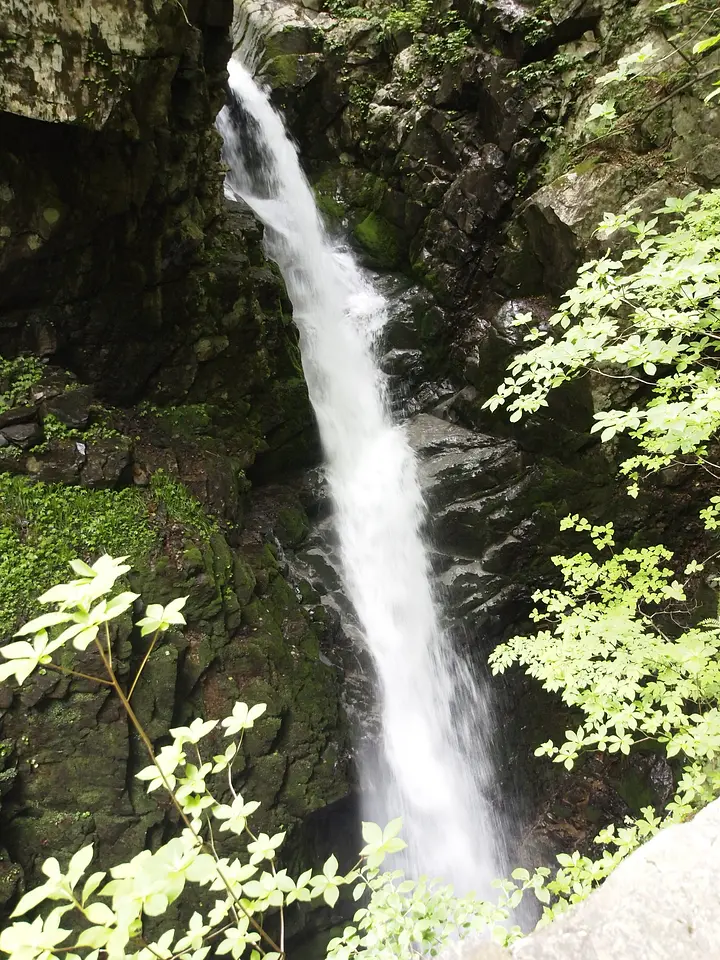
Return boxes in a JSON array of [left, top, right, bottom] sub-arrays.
[[353, 213, 402, 267]]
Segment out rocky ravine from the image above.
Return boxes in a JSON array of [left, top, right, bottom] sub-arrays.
[[0, 0, 718, 932], [236, 0, 720, 862]]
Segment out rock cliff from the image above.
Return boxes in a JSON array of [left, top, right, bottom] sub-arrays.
[[0, 0, 350, 913]]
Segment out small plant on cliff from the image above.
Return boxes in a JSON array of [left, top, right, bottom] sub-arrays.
[[577, 3, 720, 145], [489, 516, 720, 918], [0, 557, 523, 959], [0, 355, 44, 414], [483, 188, 720, 914], [486, 188, 720, 502]]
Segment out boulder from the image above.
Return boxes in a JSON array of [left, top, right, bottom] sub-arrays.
[[451, 797, 720, 960]]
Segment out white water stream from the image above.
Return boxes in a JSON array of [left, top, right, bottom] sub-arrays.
[[218, 61, 504, 895]]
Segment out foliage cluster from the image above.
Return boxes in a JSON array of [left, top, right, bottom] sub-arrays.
[[325, 0, 472, 67], [0, 356, 45, 415], [486, 189, 720, 495], [0, 559, 526, 960], [580, 2, 720, 140], [484, 186, 720, 910], [40, 413, 121, 448]]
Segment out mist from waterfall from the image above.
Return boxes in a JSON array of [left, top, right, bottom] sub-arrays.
[[217, 60, 505, 895]]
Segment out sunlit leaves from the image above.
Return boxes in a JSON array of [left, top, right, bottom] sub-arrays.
[[490, 514, 720, 882], [0, 554, 143, 687], [0, 911, 72, 960], [0, 632, 64, 685], [213, 794, 261, 834], [247, 832, 285, 866], [484, 190, 720, 525], [221, 701, 267, 736], [136, 596, 188, 636], [360, 819, 407, 870], [170, 717, 218, 746], [693, 33, 720, 55], [595, 42, 657, 86]]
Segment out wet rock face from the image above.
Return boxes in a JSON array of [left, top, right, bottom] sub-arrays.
[[0, 2, 239, 405], [0, 360, 350, 910], [232, 0, 547, 302], [241, 0, 719, 319], [0, 0, 346, 918]]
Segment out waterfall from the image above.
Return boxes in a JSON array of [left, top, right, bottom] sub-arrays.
[[217, 60, 505, 895]]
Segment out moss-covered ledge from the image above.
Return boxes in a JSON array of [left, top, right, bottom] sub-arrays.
[[0, 357, 349, 916]]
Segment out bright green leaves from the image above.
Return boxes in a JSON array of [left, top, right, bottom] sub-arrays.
[[596, 42, 657, 86], [0, 911, 72, 960], [585, 98, 617, 137], [11, 846, 95, 919], [170, 717, 219, 746], [0, 632, 64, 685], [329, 868, 517, 960], [136, 596, 188, 636], [693, 33, 720, 55], [213, 794, 261, 834], [247, 832, 285, 866], [485, 190, 720, 523], [0, 554, 141, 687], [490, 514, 720, 901], [220, 701, 267, 736], [40, 555, 132, 610], [360, 819, 407, 870], [310, 855, 346, 907]]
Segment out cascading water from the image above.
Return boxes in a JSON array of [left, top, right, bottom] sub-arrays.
[[218, 60, 505, 895]]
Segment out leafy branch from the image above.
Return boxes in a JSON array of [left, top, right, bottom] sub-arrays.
[[0, 557, 523, 960]]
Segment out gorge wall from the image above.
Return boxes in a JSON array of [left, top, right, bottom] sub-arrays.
[[240, 0, 720, 866], [0, 0, 718, 936], [0, 0, 351, 913]]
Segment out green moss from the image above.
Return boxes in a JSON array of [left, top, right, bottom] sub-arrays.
[[233, 556, 257, 605], [315, 192, 347, 225], [353, 212, 402, 266], [149, 469, 217, 538], [263, 54, 301, 88], [0, 356, 44, 414], [276, 507, 310, 548], [0, 475, 157, 638], [144, 403, 214, 438]]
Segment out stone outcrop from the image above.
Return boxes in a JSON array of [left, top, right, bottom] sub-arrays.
[[455, 796, 720, 960]]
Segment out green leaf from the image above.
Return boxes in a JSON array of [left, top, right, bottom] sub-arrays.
[[10, 883, 52, 917], [324, 884, 340, 908], [84, 902, 115, 926], [361, 822, 383, 846], [81, 871, 106, 905], [67, 845, 94, 890], [692, 33, 720, 55]]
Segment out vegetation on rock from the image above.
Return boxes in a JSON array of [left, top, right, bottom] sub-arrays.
[[0, 477, 154, 638], [0, 559, 524, 960], [325, 0, 472, 68], [485, 187, 720, 911]]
